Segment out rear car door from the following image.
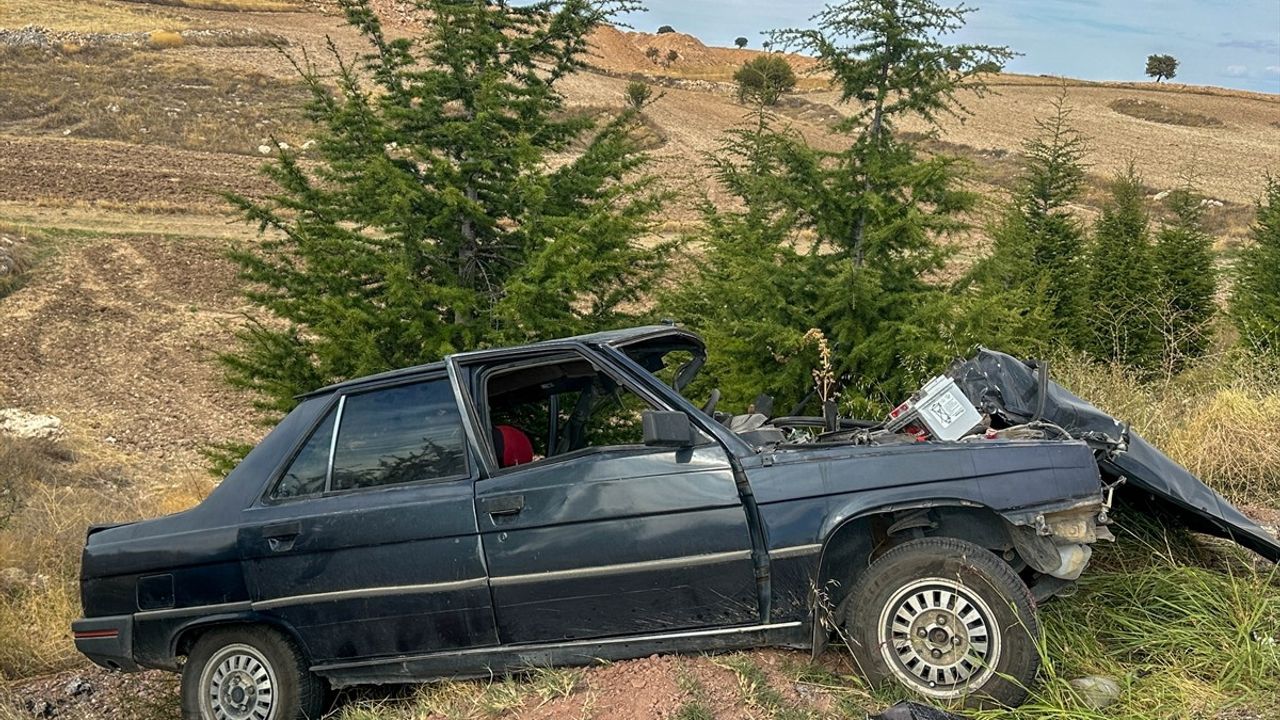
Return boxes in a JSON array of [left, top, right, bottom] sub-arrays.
[[462, 348, 760, 644], [238, 375, 499, 664]]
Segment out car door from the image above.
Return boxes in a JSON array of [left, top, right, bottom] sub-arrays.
[[463, 348, 760, 645], [238, 374, 499, 664]]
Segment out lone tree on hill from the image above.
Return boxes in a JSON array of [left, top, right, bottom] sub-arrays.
[[733, 54, 797, 105], [219, 0, 670, 430], [1146, 54, 1178, 82], [657, 24, 675, 33], [735, 36, 749, 48], [1231, 177, 1280, 353]]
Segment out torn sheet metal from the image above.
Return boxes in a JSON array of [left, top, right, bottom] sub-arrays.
[[949, 348, 1280, 563]]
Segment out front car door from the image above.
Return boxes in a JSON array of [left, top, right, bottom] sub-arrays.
[[239, 374, 499, 664], [460, 346, 760, 644]]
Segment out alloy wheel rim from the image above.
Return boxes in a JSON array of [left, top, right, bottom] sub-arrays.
[[199, 644, 278, 720], [877, 577, 1001, 699]]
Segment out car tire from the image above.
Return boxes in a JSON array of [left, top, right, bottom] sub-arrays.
[[181, 626, 326, 720], [843, 537, 1039, 708]]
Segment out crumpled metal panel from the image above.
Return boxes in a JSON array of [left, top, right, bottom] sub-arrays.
[[949, 348, 1280, 563]]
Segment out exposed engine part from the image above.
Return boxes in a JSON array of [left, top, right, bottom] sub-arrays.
[[884, 375, 984, 441]]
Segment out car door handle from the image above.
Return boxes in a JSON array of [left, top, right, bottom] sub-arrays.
[[262, 521, 301, 552], [480, 495, 524, 517]]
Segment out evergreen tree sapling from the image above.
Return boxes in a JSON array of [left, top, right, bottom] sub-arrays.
[[221, 0, 669, 424], [668, 0, 1013, 415], [964, 90, 1090, 352], [1152, 185, 1216, 368], [1231, 177, 1280, 353], [1085, 164, 1162, 369]]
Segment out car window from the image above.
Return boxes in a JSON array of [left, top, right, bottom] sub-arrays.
[[330, 380, 468, 492], [272, 407, 336, 501], [484, 356, 656, 468]]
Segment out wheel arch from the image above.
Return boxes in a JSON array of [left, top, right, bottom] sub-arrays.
[[170, 613, 311, 666], [810, 499, 1018, 655]]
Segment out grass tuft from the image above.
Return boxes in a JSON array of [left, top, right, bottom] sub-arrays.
[[146, 29, 185, 49]]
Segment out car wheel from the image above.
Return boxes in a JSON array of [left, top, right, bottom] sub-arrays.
[[181, 626, 326, 720], [843, 537, 1039, 708]]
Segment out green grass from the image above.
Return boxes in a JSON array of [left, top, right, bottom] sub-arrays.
[[973, 519, 1280, 719]]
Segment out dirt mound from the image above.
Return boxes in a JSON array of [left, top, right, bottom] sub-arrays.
[[586, 24, 818, 81]]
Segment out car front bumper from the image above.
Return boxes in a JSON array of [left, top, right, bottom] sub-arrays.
[[72, 615, 139, 672]]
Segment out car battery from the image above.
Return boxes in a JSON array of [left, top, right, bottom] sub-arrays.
[[885, 375, 983, 441]]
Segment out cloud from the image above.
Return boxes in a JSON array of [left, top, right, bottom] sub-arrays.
[[1224, 64, 1250, 77], [1217, 38, 1280, 53]]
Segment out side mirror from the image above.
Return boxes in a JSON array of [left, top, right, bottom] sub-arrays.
[[642, 410, 693, 448]]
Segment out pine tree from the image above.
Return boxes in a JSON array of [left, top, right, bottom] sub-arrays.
[[1231, 177, 1280, 353], [221, 0, 666, 420], [965, 91, 1090, 351], [667, 0, 1013, 414], [1152, 186, 1216, 368], [1085, 164, 1161, 368]]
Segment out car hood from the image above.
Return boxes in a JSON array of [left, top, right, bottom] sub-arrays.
[[949, 349, 1280, 562]]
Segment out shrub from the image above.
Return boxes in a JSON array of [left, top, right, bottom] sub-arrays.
[[733, 55, 796, 105], [644, 45, 659, 62], [656, 24, 675, 34], [624, 81, 653, 110], [146, 29, 185, 49], [665, 49, 678, 65]]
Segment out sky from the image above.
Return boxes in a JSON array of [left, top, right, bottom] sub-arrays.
[[615, 0, 1280, 94]]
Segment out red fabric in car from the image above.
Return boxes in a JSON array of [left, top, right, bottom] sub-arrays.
[[494, 425, 534, 467]]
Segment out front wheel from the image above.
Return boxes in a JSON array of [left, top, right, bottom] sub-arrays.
[[843, 537, 1040, 708], [181, 626, 326, 720]]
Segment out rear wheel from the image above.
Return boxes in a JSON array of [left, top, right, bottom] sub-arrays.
[[181, 626, 325, 720], [843, 537, 1040, 708]]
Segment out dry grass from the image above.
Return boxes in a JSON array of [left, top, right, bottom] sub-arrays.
[[145, 29, 185, 48], [0, 435, 207, 680], [0, 44, 310, 155], [122, 0, 305, 11], [1109, 98, 1224, 128], [0, 0, 190, 33], [1053, 349, 1280, 504]]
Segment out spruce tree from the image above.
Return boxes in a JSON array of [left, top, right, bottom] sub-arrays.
[[221, 0, 667, 420], [1153, 186, 1216, 368], [668, 0, 1013, 414], [966, 91, 1089, 351], [1085, 164, 1161, 369], [775, 0, 1014, 408], [1231, 177, 1280, 353]]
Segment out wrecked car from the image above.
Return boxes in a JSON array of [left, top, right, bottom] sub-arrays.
[[73, 326, 1280, 718]]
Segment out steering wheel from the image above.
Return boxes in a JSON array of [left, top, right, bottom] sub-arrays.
[[702, 388, 721, 416]]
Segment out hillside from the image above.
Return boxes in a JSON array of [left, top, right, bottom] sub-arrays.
[[1, 2, 1279, 718]]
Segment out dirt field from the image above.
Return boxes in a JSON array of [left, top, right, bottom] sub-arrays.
[[1, 1, 1279, 718]]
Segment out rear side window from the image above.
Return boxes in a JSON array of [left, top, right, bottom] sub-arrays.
[[273, 408, 336, 500], [330, 380, 468, 492]]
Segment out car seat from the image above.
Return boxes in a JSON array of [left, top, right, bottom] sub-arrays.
[[493, 425, 534, 467]]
